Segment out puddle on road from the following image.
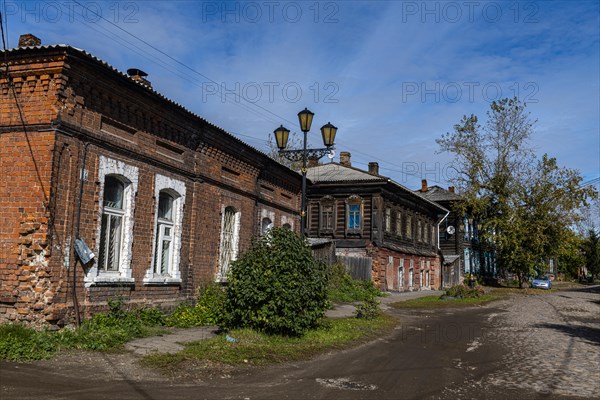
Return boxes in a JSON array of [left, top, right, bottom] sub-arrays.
[[316, 377, 377, 391]]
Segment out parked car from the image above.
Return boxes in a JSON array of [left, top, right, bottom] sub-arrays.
[[531, 276, 552, 290]]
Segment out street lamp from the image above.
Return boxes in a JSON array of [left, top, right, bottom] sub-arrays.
[[274, 108, 338, 236]]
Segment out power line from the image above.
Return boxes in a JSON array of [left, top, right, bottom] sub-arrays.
[[29, 1, 448, 184]]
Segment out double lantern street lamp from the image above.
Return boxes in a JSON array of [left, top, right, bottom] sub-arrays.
[[273, 108, 338, 236]]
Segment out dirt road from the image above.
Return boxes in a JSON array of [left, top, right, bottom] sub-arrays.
[[1, 285, 598, 399]]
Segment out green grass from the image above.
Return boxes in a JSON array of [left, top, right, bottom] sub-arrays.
[[141, 314, 397, 370], [391, 295, 498, 309], [0, 308, 169, 362]]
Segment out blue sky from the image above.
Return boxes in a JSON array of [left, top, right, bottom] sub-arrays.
[[2, 0, 599, 189]]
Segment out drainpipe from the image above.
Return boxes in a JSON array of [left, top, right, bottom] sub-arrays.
[[72, 141, 92, 326], [50, 121, 90, 326], [437, 210, 449, 289]]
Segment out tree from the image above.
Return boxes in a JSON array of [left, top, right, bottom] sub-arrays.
[[224, 227, 329, 336], [556, 230, 584, 279], [581, 230, 600, 280], [437, 98, 596, 287]]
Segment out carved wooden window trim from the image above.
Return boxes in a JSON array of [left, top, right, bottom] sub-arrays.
[[319, 196, 335, 234], [345, 195, 363, 235]]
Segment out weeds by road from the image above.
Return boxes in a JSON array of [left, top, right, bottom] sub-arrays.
[[141, 315, 397, 375]]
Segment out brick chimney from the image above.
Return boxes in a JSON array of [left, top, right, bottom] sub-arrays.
[[448, 186, 455, 193], [307, 157, 319, 168], [127, 68, 152, 88], [368, 162, 379, 175], [340, 151, 351, 167], [421, 179, 428, 192], [18, 34, 41, 48]]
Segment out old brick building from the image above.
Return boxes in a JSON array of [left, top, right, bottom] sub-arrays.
[[306, 153, 448, 291], [0, 36, 301, 327]]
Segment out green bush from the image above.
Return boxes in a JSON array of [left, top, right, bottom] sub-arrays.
[[355, 297, 380, 320], [328, 262, 382, 302], [224, 228, 329, 336], [443, 284, 484, 299], [166, 282, 227, 327]]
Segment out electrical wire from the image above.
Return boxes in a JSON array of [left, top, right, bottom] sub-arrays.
[[17, 1, 448, 184]]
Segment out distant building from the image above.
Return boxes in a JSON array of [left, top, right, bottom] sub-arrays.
[[0, 35, 301, 327], [306, 153, 448, 291], [416, 180, 497, 286]]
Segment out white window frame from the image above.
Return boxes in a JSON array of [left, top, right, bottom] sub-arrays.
[[144, 174, 186, 285], [87, 156, 138, 287], [281, 214, 294, 230], [261, 217, 273, 235], [217, 206, 241, 282], [260, 209, 275, 236], [409, 259, 414, 287], [398, 258, 404, 290], [98, 177, 125, 273]]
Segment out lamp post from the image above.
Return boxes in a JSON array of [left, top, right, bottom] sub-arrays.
[[274, 108, 337, 236]]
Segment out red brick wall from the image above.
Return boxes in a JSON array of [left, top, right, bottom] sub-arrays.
[[1, 47, 301, 327], [0, 52, 68, 325], [371, 247, 441, 292]]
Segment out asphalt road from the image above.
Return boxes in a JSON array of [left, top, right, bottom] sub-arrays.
[[2, 286, 598, 400]]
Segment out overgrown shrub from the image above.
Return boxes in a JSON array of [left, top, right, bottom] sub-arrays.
[[166, 282, 227, 327], [443, 284, 484, 299], [0, 324, 58, 361], [224, 228, 329, 336], [328, 262, 382, 302], [355, 297, 380, 320], [0, 300, 168, 360]]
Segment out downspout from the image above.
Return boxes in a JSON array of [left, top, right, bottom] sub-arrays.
[[72, 141, 92, 326], [48, 122, 90, 326], [437, 211, 449, 250], [437, 210, 450, 289]]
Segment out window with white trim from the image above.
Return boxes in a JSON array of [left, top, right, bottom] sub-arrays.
[[398, 258, 404, 290], [261, 217, 273, 235], [154, 192, 175, 274], [98, 176, 125, 272], [409, 259, 414, 287], [145, 175, 186, 284], [218, 206, 240, 281], [87, 156, 138, 287]]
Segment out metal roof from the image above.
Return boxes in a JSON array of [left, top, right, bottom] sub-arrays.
[[307, 163, 385, 183], [308, 163, 448, 213], [443, 255, 460, 265], [417, 186, 464, 202]]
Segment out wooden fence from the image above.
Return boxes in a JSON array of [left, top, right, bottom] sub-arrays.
[[337, 255, 372, 281]]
